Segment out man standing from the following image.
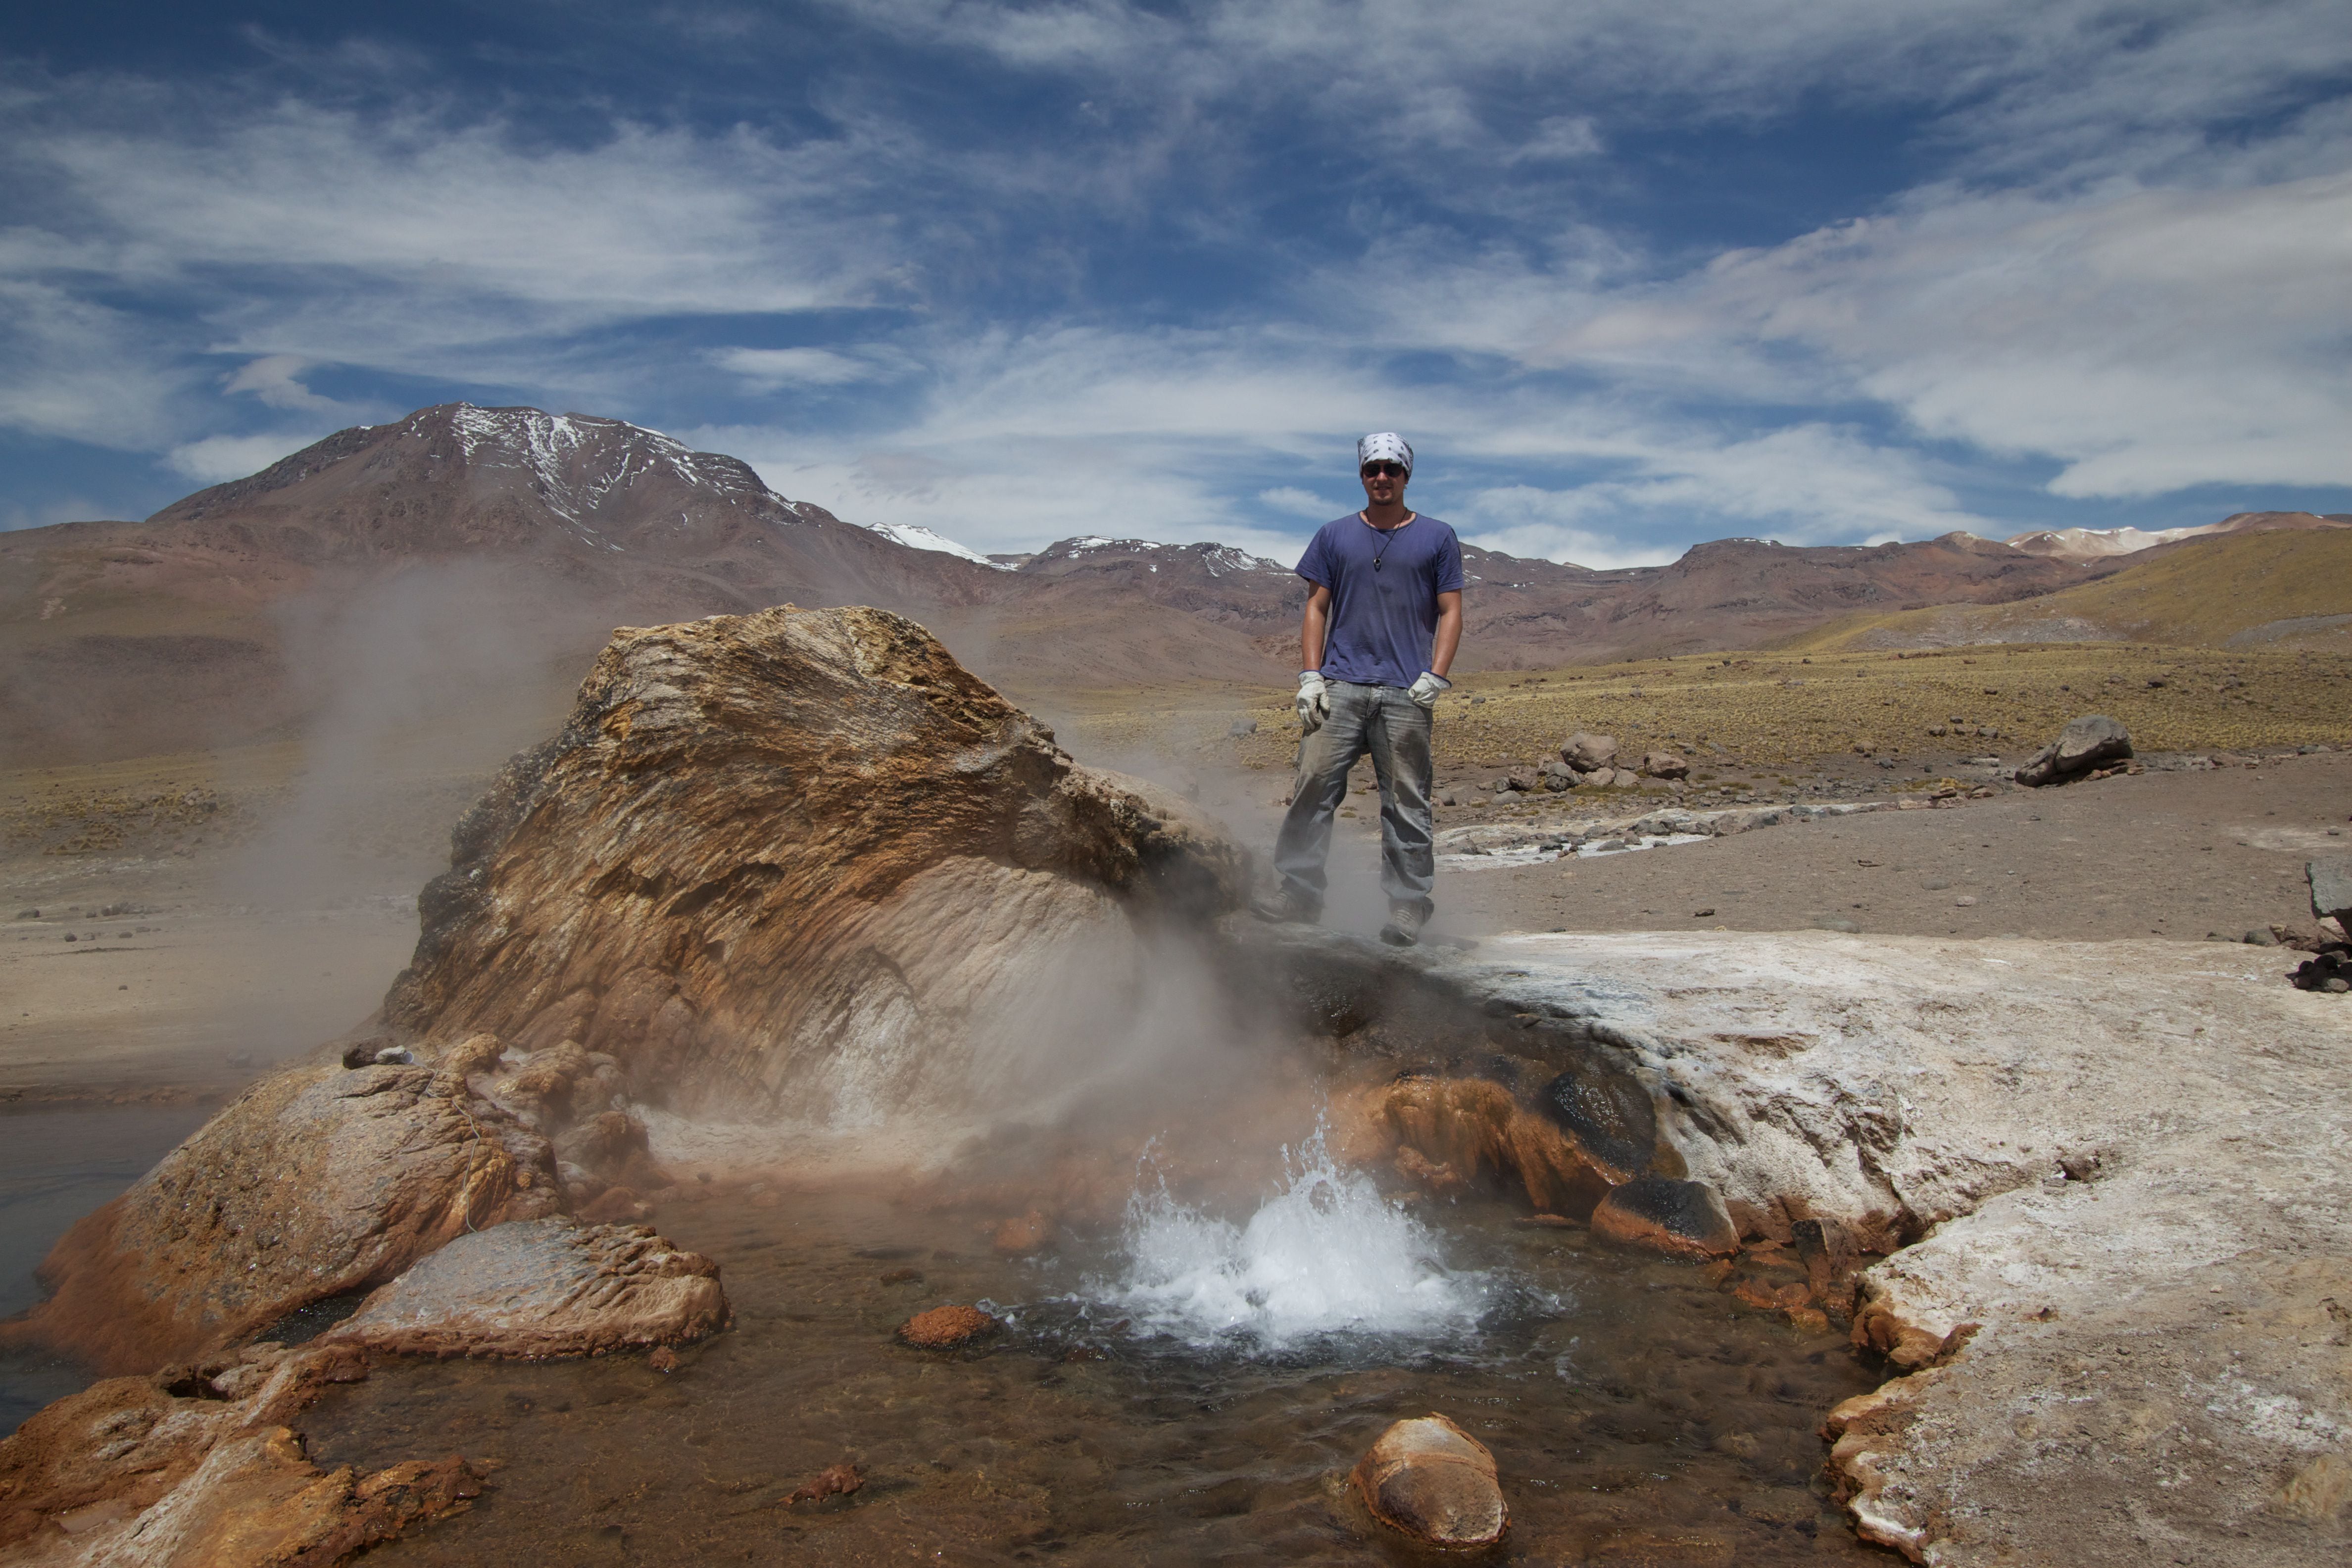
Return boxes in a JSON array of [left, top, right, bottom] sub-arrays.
[[1252, 433, 1464, 945]]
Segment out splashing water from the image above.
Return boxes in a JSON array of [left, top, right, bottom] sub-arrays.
[[1100, 1123, 1495, 1351]]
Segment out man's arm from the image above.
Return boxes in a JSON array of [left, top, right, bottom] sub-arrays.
[[1300, 584, 1331, 670], [1429, 590, 1462, 677]]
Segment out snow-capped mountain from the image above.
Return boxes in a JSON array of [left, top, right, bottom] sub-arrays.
[[858, 521, 1011, 569]]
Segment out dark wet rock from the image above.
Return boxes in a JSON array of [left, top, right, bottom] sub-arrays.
[[897, 1304, 997, 1349], [1590, 1176, 1740, 1260], [2015, 715, 2131, 786], [1536, 1068, 1659, 1180], [1351, 1413, 1508, 1547], [2291, 951, 2352, 993], [321, 1219, 726, 1359]]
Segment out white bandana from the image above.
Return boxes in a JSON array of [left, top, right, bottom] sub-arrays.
[[1357, 432, 1414, 475]]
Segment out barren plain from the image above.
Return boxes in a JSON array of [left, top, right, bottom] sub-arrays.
[[2, 629, 2348, 1563]]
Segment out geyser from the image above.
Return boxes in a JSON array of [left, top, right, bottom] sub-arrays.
[[1104, 1125, 1501, 1350]]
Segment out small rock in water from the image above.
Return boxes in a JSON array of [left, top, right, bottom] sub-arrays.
[[648, 1345, 680, 1373], [992, 1208, 1051, 1255], [1589, 1176, 1740, 1260], [897, 1303, 997, 1348], [787, 1462, 863, 1506], [1351, 1413, 1508, 1547], [878, 1267, 925, 1285]]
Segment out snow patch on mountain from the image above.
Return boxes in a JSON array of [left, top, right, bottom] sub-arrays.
[[860, 521, 1009, 568], [416, 405, 767, 550]]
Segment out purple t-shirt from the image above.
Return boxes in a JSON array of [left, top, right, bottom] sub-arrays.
[[1296, 513, 1465, 688]]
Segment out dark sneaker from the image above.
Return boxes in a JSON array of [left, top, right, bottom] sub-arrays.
[[1379, 902, 1429, 946], [1248, 887, 1321, 924]]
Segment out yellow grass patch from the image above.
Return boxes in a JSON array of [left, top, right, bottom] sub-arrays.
[[1788, 530, 2352, 654]]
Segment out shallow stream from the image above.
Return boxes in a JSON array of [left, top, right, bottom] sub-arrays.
[[301, 1140, 1888, 1566]]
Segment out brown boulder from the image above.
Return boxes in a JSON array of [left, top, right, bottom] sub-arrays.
[[1641, 750, 1690, 780], [897, 1304, 997, 1348], [1590, 1176, 1740, 1260], [0, 1345, 482, 1565], [381, 605, 1246, 1124], [2015, 714, 2131, 786], [1350, 1413, 1508, 1547], [320, 1219, 727, 1359], [14, 1063, 558, 1372], [1561, 732, 1617, 772]]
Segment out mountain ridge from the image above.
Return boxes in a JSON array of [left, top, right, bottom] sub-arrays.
[[2, 400, 2320, 767]]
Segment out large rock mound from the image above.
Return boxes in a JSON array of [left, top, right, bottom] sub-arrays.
[[383, 604, 1244, 1126]]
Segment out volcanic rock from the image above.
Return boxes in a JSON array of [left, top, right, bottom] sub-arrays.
[[0, 1344, 481, 1565], [14, 1062, 559, 1372], [1350, 1414, 1508, 1547], [897, 1304, 997, 1349], [380, 605, 1245, 1127], [2014, 714, 2131, 786], [1561, 732, 1617, 772], [1589, 1175, 1739, 1260], [1641, 750, 1690, 780], [2309, 857, 2352, 928], [320, 1220, 726, 1359], [787, 1462, 863, 1506]]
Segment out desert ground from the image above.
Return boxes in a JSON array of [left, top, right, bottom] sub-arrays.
[[1, 633, 2346, 1557], [5, 637, 2341, 1108]]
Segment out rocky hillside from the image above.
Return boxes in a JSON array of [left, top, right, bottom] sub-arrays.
[[1788, 528, 2352, 653], [2, 399, 2306, 765], [1999, 508, 2349, 561]]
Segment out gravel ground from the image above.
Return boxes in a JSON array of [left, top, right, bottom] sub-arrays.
[[1434, 750, 2351, 947]]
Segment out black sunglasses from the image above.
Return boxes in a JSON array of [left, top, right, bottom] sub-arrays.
[[1361, 462, 1407, 478]]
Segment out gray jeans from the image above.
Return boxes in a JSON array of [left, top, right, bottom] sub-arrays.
[[1271, 681, 1435, 916]]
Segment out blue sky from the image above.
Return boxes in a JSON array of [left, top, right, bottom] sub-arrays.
[[3, 1, 2348, 566]]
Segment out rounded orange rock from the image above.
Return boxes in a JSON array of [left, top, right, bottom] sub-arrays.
[[896, 1304, 997, 1349]]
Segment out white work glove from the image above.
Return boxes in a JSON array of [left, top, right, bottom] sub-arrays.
[[1296, 671, 1330, 732], [1408, 671, 1452, 710]]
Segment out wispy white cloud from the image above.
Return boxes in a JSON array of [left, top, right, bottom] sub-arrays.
[[2, 0, 2347, 558], [710, 346, 906, 389], [1259, 486, 1343, 518], [166, 431, 332, 483]]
